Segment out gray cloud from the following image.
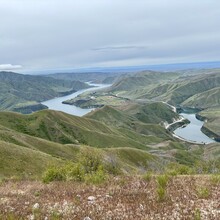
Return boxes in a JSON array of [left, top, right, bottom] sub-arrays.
[[0, 0, 220, 72]]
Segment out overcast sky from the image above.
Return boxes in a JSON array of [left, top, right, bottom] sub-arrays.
[[0, 0, 220, 72]]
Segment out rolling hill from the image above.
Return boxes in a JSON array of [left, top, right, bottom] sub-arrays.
[[106, 70, 220, 109], [0, 71, 89, 113], [47, 72, 124, 83], [0, 105, 210, 178]]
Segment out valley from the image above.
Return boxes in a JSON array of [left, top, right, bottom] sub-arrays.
[[0, 69, 220, 180], [0, 69, 220, 219]]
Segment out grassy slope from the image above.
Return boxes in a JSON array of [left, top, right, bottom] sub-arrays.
[[0, 107, 207, 178], [182, 87, 220, 109], [86, 104, 176, 141], [138, 73, 220, 106], [198, 107, 220, 139], [0, 71, 88, 113], [107, 71, 220, 109], [0, 140, 63, 178], [109, 71, 180, 92]]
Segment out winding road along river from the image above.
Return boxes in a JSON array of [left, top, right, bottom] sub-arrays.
[[42, 85, 215, 144], [42, 83, 111, 116], [173, 113, 215, 144]]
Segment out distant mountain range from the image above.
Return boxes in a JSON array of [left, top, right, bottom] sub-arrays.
[[20, 60, 220, 74]]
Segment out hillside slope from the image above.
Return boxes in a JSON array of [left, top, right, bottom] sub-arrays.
[[0, 107, 210, 178], [109, 71, 179, 92], [0, 71, 88, 113]]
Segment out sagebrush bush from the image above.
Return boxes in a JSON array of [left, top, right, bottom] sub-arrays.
[[166, 163, 193, 176], [65, 163, 85, 182], [42, 166, 66, 183], [84, 165, 107, 184], [42, 148, 111, 184]]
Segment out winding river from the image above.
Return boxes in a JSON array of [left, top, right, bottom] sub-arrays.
[[42, 85, 215, 144], [173, 113, 215, 144], [41, 83, 111, 116]]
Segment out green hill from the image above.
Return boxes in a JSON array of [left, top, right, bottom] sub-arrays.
[[108, 71, 220, 109], [138, 73, 220, 107], [110, 71, 180, 92], [197, 107, 220, 141], [182, 87, 220, 109], [0, 71, 89, 113], [0, 107, 208, 178], [47, 72, 123, 83]]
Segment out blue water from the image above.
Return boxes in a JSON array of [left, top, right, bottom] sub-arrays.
[[174, 113, 215, 144], [41, 83, 111, 116]]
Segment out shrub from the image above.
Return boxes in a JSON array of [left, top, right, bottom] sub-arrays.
[[157, 186, 166, 202], [42, 148, 109, 184], [166, 163, 193, 175], [65, 163, 85, 182], [156, 174, 169, 202], [156, 175, 169, 188], [85, 165, 107, 185], [42, 166, 66, 183], [79, 148, 102, 173], [142, 172, 152, 182]]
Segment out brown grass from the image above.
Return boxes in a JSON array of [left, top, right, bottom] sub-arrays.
[[0, 175, 219, 219]]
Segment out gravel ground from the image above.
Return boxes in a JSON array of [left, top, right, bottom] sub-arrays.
[[0, 175, 219, 219]]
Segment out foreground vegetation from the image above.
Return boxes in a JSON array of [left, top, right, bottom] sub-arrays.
[[0, 175, 219, 219]]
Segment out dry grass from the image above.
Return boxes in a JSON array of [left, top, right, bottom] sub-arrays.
[[0, 175, 219, 219]]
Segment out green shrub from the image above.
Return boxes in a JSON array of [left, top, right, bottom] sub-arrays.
[[65, 163, 85, 182], [156, 174, 169, 202], [156, 175, 169, 188], [85, 165, 107, 184], [166, 163, 193, 175], [42, 166, 66, 183], [79, 148, 102, 173], [42, 148, 110, 184], [142, 172, 152, 182], [157, 186, 166, 202]]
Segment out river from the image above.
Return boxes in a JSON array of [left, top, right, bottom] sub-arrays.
[[41, 83, 111, 116], [173, 113, 215, 144], [42, 86, 216, 144]]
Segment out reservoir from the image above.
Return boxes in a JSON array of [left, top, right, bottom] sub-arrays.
[[42, 83, 111, 116], [173, 113, 215, 144], [42, 86, 215, 144]]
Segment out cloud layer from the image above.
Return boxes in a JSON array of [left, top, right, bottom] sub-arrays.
[[0, 64, 22, 70], [0, 0, 220, 72]]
